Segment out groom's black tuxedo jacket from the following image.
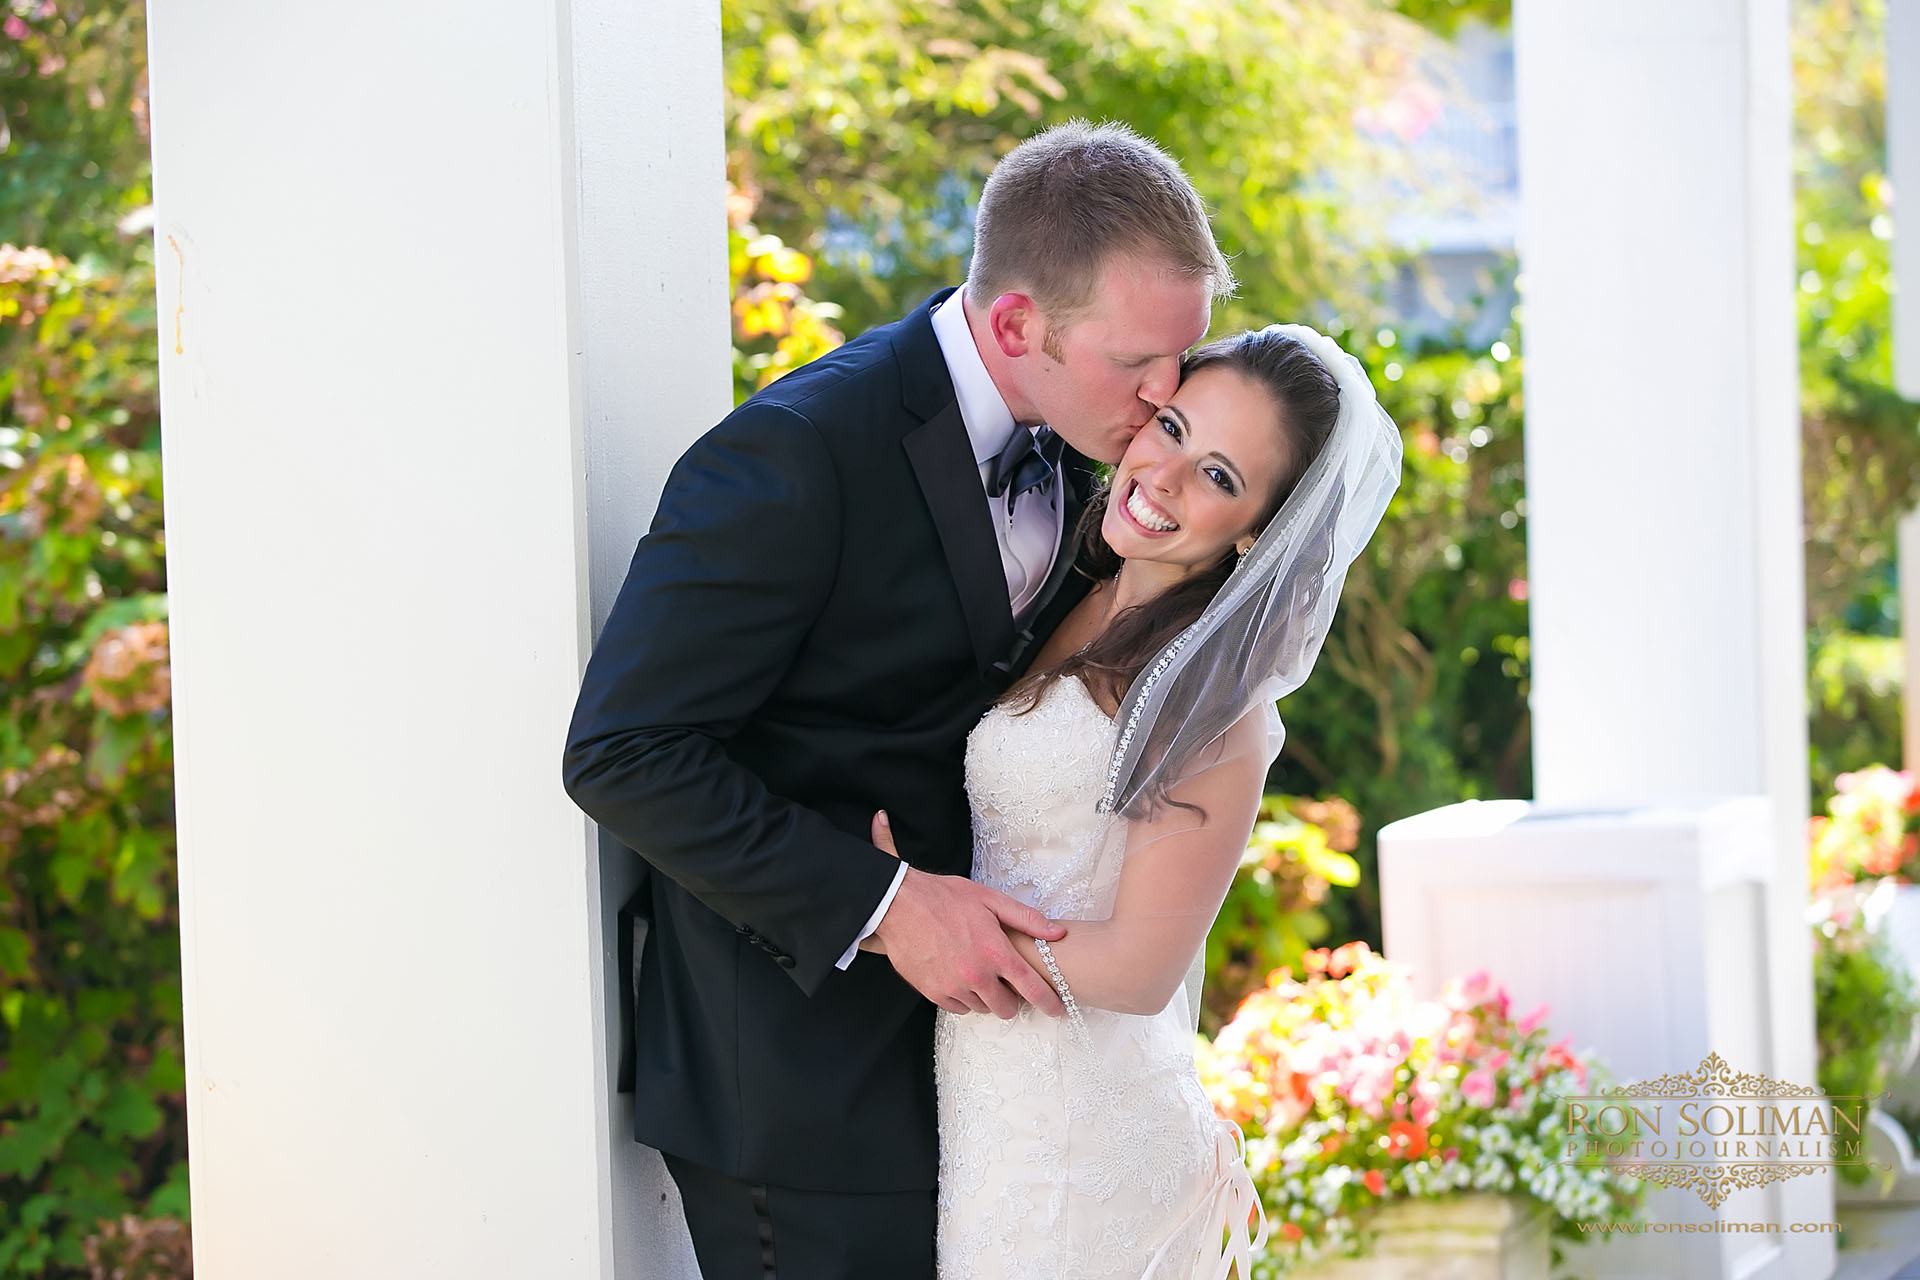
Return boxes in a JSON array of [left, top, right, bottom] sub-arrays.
[[562, 289, 1097, 1193]]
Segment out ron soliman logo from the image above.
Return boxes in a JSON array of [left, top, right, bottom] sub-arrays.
[[1553, 1051, 1881, 1208]]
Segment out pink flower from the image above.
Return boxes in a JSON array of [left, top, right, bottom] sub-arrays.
[[1342, 1054, 1397, 1118], [1461, 1067, 1497, 1109], [1517, 1003, 1549, 1034], [1487, 1049, 1510, 1073], [1445, 969, 1511, 1019], [3, 15, 29, 39]]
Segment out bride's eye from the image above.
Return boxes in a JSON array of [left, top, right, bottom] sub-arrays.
[[1205, 465, 1237, 495], [1158, 414, 1181, 440]]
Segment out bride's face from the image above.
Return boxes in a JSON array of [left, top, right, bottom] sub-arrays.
[[1101, 365, 1292, 577]]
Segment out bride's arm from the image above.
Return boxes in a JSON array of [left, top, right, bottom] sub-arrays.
[[1002, 708, 1268, 1017]]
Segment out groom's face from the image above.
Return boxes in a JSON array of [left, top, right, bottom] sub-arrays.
[[1023, 254, 1213, 465]]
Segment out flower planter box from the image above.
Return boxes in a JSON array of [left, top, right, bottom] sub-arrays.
[[1286, 1193, 1549, 1280]]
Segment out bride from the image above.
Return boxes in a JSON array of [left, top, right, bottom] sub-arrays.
[[867, 323, 1401, 1279]]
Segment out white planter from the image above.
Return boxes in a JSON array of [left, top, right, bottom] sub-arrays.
[[1285, 1193, 1549, 1280]]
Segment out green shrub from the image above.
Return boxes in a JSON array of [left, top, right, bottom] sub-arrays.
[[1202, 795, 1363, 1036], [1810, 887, 1920, 1184], [1808, 633, 1903, 804], [0, 243, 185, 1275]]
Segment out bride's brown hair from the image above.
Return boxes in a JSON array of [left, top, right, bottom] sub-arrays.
[[1000, 328, 1341, 717]]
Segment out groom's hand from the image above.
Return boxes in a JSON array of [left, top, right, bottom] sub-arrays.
[[867, 811, 1068, 1020]]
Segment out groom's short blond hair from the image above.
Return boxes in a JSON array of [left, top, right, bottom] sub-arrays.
[[966, 120, 1234, 325]]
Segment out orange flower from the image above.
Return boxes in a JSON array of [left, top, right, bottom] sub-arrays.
[[1320, 1134, 1343, 1156], [1279, 1222, 1305, 1243], [1363, 1168, 1386, 1196], [1385, 1120, 1428, 1159], [1328, 941, 1370, 978]]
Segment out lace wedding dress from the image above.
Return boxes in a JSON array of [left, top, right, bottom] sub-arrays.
[[934, 675, 1264, 1280]]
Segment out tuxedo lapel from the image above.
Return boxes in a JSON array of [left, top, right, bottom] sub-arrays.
[[892, 290, 1019, 676], [902, 405, 1017, 677]]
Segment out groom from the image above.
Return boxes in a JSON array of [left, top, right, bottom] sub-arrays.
[[562, 120, 1232, 1279]]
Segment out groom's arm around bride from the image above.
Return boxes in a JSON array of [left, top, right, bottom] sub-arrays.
[[559, 401, 1067, 1014]]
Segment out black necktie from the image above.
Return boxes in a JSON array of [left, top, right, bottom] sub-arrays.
[[986, 426, 1063, 520]]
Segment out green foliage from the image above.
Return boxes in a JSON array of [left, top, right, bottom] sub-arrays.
[[1792, 0, 1920, 632], [722, 0, 1452, 339], [0, 239, 184, 1279], [1384, 0, 1509, 35], [1808, 633, 1902, 802], [0, 2, 152, 262], [1810, 889, 1919, 1184], [1, 1, 187, 1273], [1202, 795, 1362, 1035]]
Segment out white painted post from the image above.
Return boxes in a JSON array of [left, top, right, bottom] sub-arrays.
[[569, 0, 728, 1274], [1516, 3, 1804, 823], [1891, 0, 1920, 398], [1382, 2, 1824, 1275], [1903, 510, 1920, 774], [147, 0, 724, 1275]]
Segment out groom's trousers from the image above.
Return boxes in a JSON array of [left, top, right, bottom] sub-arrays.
[[663, 1152, 935, 1280]]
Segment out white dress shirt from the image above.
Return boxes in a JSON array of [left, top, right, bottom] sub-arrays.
[[834, 287, 1066, 969]]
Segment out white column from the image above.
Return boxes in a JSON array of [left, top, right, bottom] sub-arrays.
[[147, 0, 724, 1275], [1892, 0, 1920, 397], [1505, 1, 1823, 1273], [570, 0, 727, 1275], [1906, 510, 1920, 771], [1517, 2, 1804, 817]]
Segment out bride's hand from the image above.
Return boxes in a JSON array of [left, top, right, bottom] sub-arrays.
[[857, 811, 901, 955]]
